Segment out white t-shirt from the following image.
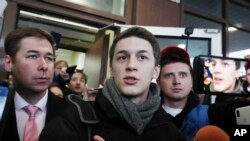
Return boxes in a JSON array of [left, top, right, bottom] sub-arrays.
[[162, 104, 182, 117]]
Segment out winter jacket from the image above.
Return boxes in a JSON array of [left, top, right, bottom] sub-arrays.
[[39, 90, 186, 141]]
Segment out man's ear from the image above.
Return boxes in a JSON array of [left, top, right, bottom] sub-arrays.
[[3, 55, 13, 73], [152, 65, 160, 79]]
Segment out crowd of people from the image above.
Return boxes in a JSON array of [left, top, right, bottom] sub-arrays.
[[0, 26, 250, 141]]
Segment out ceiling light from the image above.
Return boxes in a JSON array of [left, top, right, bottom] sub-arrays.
[[20, 10, 99, 32], [228, 27, 238, 32]]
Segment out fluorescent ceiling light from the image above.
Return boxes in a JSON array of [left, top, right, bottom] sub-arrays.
[[20, 10, 99, 32], [228, 27, 238, 32]]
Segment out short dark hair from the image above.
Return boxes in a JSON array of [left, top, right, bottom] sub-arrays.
[[4, 28, 55, 61], [68, 70, 88, 83], [109, 26, 160, 66]]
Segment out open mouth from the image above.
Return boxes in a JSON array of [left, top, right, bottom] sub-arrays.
[[124, 76, 138, 85], [75, 87, 81, 89], [214, 77, 223, 84]]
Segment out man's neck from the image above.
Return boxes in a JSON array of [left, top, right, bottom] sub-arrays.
[[163, 97, 188, 109], [16, 88, 47, 105]]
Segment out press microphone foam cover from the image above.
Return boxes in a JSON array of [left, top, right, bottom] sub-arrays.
[[195, 125, 230, 141]]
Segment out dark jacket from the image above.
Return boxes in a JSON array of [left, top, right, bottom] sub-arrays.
[[39, 90, 186, 141], [0, 88, 70, 141]]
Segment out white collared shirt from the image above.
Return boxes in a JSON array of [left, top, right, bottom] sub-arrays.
[[15, 90, 48, 141]]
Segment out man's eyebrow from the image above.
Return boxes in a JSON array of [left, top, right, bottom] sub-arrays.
[[27, 50, 54, 56], [138, 50, 150, 54], [163, 72, 174, 76], [27, 50, 39, 53], [178, 71, 188, 74], [115, 50, 150, 54], [116, 50, 127, 55]]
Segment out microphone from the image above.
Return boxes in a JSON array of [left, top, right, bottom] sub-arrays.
[[194, 125, 229, 141]]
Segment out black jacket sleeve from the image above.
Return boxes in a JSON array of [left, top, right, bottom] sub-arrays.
[[39, 105, 89, 141]]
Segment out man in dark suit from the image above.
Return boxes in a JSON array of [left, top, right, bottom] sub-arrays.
[[0, 28, 70, 141]]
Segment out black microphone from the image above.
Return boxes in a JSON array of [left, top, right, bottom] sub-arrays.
[[195, 125, 229, 141]]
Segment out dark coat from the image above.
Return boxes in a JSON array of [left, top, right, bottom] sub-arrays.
[[39, 90, 186, 141], [0, 88, 70, 141]]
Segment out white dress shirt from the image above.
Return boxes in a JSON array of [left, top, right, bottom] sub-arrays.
[[15, 90, 48, 141]]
